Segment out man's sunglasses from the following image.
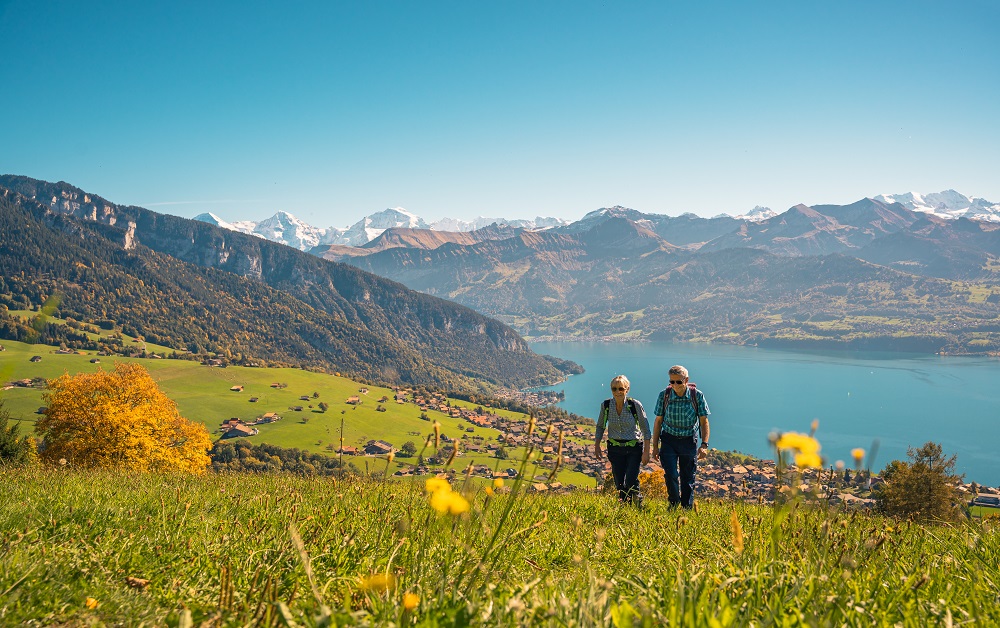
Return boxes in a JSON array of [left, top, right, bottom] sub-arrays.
[[669, 380, 685, 384]]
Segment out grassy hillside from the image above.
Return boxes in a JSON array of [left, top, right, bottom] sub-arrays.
[[1, 468, 997, 625], [0, 338, 593, 486]]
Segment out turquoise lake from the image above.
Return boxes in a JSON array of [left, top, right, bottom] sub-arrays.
[[532, 341, 1000, 487]]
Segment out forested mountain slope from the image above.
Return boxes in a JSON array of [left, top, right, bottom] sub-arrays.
[[0, 178, 573, 390]]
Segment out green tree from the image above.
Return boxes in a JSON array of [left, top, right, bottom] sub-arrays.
[[875, 442, 964, 522], [399, 441, 417, 457], [318, 402, 329, 413], [0, 400, 36, 465]]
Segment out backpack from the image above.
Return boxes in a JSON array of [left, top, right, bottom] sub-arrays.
[[600, 397, 642, 429], [665, 382, 700, 417]]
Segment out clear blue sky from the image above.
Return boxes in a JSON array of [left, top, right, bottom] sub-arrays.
[[2, 0, 998, 227]]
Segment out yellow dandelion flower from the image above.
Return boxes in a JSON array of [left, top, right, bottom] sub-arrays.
[[484, 487, 494, 496], [425, 477, 450, 494], [85, 597, 99, 609], [493, 478, 504, 489], [446, 491, 470, 515], [430, 488, 469, 515], [776, 432, 820, 454], [851, 448, 865, 462], [359, 573, 396, 592], [794, 451, 823, 469], [386, 452, 395, 464], [403, 592, 420, 611]]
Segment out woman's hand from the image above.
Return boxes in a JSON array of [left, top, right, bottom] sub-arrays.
[[594, 442, 602, 459]]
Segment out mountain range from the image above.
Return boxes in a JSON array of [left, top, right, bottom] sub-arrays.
[[194, 208, 575, 250], [193, 189, 998, 252], [0, 175, 577, 391], [318, 197, 1000, 354], [5, 173, 1000, 360]]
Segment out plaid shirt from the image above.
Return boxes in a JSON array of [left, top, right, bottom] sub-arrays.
[[595, 398, 651, 443], [654, 387, 710, 437]]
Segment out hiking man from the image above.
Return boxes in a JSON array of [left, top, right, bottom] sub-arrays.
[[594, 374, 651, 506], [651, 365, 711, 509]]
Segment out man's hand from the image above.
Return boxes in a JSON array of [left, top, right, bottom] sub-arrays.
[[594, 443, 602, 458], [641, 450, 650, 465], [651, 442, 659, 459], [698, 444, 708, 461]]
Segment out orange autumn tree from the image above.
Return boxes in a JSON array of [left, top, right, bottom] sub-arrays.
[[37, 363, 211, 473]]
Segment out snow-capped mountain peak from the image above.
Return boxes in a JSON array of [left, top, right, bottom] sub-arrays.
[[875, 190, 1000, 222], [192, 212, 238, 231]]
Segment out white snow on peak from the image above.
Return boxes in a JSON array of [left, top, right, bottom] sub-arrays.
[[428, 215, 569, 232], [875, 190, 1000, 222]]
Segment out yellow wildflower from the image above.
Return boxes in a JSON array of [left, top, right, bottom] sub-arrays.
[[795, 451, 823, 469], [359, 573, 396, 592], [493, 478, 504, 489], [403, 592, 420, 611], [85, 597, 99, 609], [484, 487, 494, 496], [851, 448, 865, 464], [776, 432, 820, 454], [430, 488, 469, 515], [425, 477, 450, 494]]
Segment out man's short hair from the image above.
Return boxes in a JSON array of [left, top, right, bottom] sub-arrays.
[[668, 365, 689, 378]]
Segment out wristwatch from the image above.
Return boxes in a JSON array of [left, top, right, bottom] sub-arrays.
[[700, 442, 709, 449]]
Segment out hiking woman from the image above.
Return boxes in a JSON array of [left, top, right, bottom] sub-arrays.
[[594, 375, 651, 506]]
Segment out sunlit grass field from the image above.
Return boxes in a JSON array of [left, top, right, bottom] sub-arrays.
[[0, 338, 593, 485], [2, 466, 998, 626]]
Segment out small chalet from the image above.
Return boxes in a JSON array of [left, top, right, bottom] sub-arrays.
[[346, 396, 361, 405], [223, 424, 258, 439], [90, 358, 100, 364], [364, 440, 395, 455], [337, 446, 359, 455], [249, 397, 259, 402], [358, 387, 369, 394], [30, 356, 42, 362], [230, 385, 243, 392]]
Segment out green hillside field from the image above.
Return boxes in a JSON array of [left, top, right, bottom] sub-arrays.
[[0, 338, 594, 486], [2, 468, 998, 626]]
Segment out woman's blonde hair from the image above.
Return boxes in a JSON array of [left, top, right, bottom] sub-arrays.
[[611, 375, 630, 390]]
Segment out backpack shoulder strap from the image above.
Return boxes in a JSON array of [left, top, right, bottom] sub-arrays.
[[626, 398, 641, 426], [687, 383, 699, 415], [600, 398, 610, 427]]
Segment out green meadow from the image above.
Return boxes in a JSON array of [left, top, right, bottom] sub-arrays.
[[0, 338, 593, 486], [2, 467, 998, 626]]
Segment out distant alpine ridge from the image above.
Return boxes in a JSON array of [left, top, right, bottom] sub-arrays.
[[194, 208, 573, 251], [194, 189, 999, 252]]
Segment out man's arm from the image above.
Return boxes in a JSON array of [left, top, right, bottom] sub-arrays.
[[698, 416, 710, 459]]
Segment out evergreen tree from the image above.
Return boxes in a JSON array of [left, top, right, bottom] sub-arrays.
[[875, 442, 964, 522], [0, 401, 35, 465]]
